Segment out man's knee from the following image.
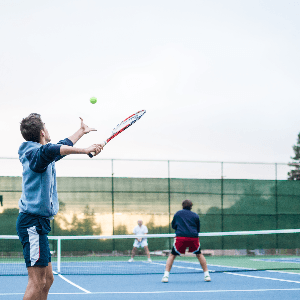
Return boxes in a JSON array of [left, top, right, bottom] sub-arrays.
[[29, 275, 47, 291], [196, 253, 204, 259], [167, 253, 176, 262], [46, 273, 54, 287]]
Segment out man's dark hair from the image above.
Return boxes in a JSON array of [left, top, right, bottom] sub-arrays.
[[182, 199, 193, 210], [20, 113, 44, 143]]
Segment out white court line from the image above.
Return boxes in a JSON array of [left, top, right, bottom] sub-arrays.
[[267, 270, 300, 276], [178, 261, 300, 275], [2, 288, 300, 296], [147, 261, 245, 273], [225, 272, 300, 283], [147, 261, 202, 271], [147, 261, 300, 283], [179, 261, 254, 270], [52, 271, 91, 293]]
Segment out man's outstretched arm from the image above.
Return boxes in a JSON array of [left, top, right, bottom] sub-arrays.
[[60, 144, 103, 156]]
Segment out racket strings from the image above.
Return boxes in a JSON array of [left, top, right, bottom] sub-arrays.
[[112, 110, 145, 134]]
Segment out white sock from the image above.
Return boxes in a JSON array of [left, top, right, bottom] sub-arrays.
[[164, 271, 170, 277], [204, 271, 209, 277]]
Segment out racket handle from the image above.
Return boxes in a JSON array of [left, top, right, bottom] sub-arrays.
[[88, 142, 106, 158]]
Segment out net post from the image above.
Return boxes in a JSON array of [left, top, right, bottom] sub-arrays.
[[112, 159, 115, 251], [168, 160, 171, 249], [275, 163, 278, 249], [221, 162, 224, 250], [57, 237, 61, 273]]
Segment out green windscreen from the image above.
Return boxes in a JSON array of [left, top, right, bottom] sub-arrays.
[[0, 177, 300, 238]]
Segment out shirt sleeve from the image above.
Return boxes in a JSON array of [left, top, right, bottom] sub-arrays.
[[196, 215, 200, 233], [54, 138, 74, 162], [133, 227, 136, 234], [27, 138, 73, 173], [143, 226, 148, 234], [171, 214, 177, 230]]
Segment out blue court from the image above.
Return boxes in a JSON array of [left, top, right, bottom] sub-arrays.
[[1, 261, 300, 300]]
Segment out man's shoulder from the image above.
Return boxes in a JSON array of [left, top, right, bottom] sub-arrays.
[[176, 209, 199, 217], [189, 210, 199, 218], [19, 141, 40, 159], [175, 209, 189, 215]]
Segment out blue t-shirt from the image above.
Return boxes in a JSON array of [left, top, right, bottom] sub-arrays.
[[172, 208, 200, 237]]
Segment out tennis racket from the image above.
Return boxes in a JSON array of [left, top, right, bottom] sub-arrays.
[[88, 110, 146, 158]]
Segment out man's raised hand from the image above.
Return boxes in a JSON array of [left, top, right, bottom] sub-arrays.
[[80, 117, 97, 134]]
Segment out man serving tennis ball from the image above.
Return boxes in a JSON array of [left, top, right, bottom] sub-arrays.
[[16, 113, 103, 300]]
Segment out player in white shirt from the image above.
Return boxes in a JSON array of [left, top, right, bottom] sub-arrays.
[[128, 220, 152, 262]]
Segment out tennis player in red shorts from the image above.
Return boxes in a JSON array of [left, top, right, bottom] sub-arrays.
[[161, 200, 211, 283]]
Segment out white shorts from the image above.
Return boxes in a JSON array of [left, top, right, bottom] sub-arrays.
[[133, 239, 148, 248]]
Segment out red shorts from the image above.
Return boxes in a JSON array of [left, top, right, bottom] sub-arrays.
[[172, 237, 201, 255]]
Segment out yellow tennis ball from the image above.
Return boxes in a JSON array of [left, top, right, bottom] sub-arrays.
[[90, 97, 97, 104]]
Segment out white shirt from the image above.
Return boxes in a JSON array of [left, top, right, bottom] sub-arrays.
[[133, 225, 148, 236]]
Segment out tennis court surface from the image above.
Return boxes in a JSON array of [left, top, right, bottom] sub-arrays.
[[1, 259, 300, 299], [1, 230, 300, 299]]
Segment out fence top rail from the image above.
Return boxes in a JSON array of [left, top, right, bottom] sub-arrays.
[[0, 157, 290, 165], [1, 229, 300, 240]]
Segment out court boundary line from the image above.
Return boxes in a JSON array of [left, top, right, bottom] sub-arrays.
[[178, 261, 300, 275], [147, 261, 253, 273], [225, 272, 300, 283], [147, 261, 203, 271], [267, 270, 300, 276], [2, 288, 300, 296], [52, 271, 91, 293], [147, 261, 300, 283]]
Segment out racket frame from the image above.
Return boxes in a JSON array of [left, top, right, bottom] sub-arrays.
[[88, 110, 146, 158]]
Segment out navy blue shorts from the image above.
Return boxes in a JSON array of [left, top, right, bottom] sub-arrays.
[[16, 213, 51, 268]]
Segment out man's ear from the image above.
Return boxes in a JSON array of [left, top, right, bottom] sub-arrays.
[[39, 129, 45, 143]]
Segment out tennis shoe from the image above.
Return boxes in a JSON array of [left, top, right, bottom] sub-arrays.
[[148, 258, 152, 263], [161, 276, 169, 283], [128, 258, 134, 262], [204, 275, 211, 282]]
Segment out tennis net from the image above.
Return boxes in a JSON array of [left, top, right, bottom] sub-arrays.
[[1, 229, 300, 276]]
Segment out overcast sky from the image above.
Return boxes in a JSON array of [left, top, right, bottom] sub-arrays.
[[1, 0, 300, 169]]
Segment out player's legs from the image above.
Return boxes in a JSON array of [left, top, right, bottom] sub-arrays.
[[17, 213, 54, 298], [196, 253, 211, 282], [196, 253, 208, 272], [143, 245, 152, 262], [24, 264, 52, 300], [162, 253, 176, 282], [165, 253, 176, 272], [129, 247, 137, 261], [41, 263, 54, 299], [131, 246, 137, 258], [162, 237, 184, 282]]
